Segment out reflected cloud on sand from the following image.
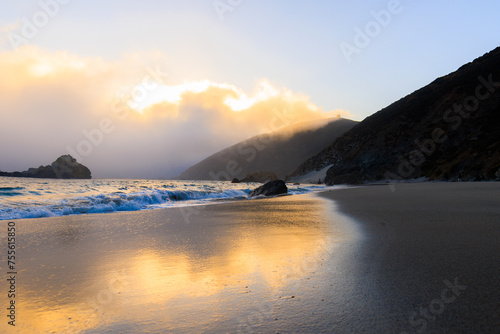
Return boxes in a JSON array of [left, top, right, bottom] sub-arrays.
[[4, 195, 344, 333]]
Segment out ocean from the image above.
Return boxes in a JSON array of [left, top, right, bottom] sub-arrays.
[[0, 177, 327, 220]]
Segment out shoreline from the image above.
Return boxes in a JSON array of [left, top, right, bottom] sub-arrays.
[[1, 193, 357, 333], [1, 182, 498, 332], [0, 178, 328, 221]]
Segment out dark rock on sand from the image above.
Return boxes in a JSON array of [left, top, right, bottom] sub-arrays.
[[250, 180, 288, 197], [231, 178, 240, 183]]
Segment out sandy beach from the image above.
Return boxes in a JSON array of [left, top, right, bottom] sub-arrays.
[[1, 193, 359, 333], [1, 182, 499, 333], [320, 182, 500, 333]]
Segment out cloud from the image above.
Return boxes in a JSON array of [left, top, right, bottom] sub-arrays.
[[0, 21, 22, 33], [0, 21, 22, 49], [0, 47, 349, 178]]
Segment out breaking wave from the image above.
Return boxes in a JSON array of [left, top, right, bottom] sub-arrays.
[[0, 178, 326, 220]]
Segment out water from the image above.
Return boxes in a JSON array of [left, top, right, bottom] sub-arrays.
[[0, 177, 327, 220], [0, 193, 356, 333]]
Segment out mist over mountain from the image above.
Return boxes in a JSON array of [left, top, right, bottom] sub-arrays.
[[291, 47, 500, 184], [179, 117, 357, 181]]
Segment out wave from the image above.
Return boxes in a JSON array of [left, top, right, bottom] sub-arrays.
[[0, 187, 25, 191], [0, 186, 25, 197], [0, 181, 327, 221], [0, 188, 253, 220]]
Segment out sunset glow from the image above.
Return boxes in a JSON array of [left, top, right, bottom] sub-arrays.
[[128, 79, 284, 113], [1, 2, 499, 333], [1, 1, 498, 180], [0, 46, 345, 177]]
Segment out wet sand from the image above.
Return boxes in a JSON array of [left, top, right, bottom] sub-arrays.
[[0, 193, 361, 334], [1, 183, 499, 333], [320, 182, 500, 333]]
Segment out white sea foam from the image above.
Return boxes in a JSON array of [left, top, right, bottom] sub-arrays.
[[0, 177, 328, 220]]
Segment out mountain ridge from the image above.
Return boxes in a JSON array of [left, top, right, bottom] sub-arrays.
[[291, 47, 500, 184], [179, 117, 358, 181]]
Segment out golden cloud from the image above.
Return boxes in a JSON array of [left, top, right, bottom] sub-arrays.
[[0, 46, 350, 177]]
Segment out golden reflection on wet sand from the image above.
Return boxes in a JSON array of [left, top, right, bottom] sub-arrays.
[[1, 194, 352, 333]]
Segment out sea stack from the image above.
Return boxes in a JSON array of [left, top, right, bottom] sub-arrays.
[[0, 155, 91, 179]]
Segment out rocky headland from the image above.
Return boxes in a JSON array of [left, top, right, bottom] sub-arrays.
[[0, 155, 92, 179]]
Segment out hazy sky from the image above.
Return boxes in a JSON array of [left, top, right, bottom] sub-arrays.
[[1, 0, 499, 178]]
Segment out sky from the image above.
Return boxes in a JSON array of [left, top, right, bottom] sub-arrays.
[[0, 0, 499, 178]]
